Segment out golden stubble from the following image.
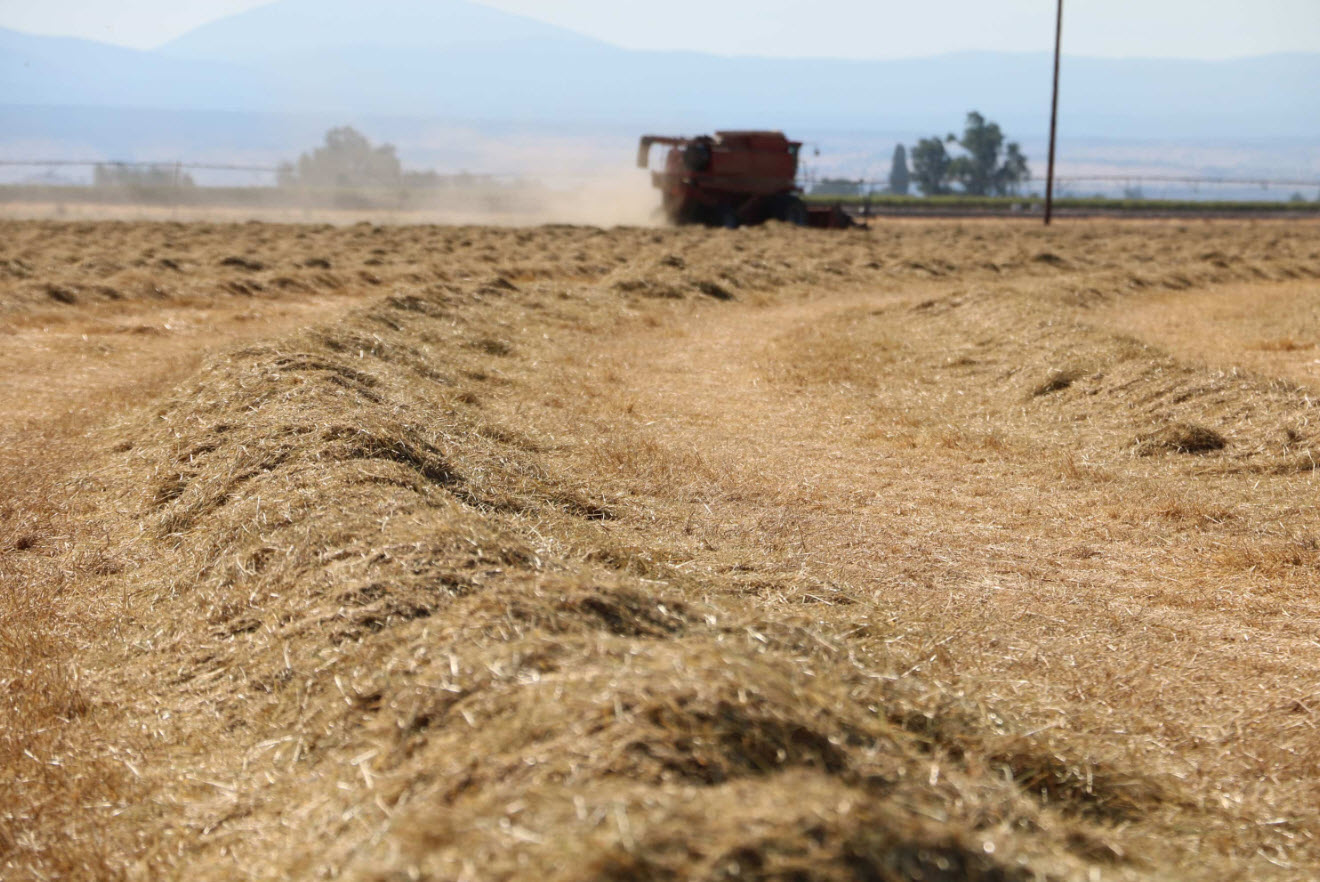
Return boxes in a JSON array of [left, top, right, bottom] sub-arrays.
[[3, 217, 1319, 880]]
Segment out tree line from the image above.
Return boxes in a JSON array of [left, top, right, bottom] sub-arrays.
[[88, 120, 1028, 199], [275, 126, 495, 190], [93, 164, 195, 189], [287, 119, 1028, 199], [887, 111, 1029, 197]]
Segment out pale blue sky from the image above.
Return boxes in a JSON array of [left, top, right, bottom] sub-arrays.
[[1, 0, 1316, 59]]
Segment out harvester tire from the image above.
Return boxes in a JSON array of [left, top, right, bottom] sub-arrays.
[[776, 195, 809, 226]]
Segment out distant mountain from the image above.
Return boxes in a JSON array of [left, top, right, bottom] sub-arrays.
[[0, 27, 271, 111], [159, 0, 605, 59], [2, 0, 1318, 140]]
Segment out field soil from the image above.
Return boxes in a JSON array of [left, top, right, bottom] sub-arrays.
[[3, 218, 1320, 881]]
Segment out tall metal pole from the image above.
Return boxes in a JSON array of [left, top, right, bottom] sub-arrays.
[[1044, 0, 1063, 225]]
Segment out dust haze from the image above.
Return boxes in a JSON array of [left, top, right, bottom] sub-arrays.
[[0, 128, 668, 227]]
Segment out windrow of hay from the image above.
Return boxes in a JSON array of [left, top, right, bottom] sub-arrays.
[[4, 217, 1318, 322], [1135, 423, 1228, 456], [4, 218, 1320, 881], [30, 274, 1158, 881]]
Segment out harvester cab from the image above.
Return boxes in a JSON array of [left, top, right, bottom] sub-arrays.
[[637, 131, 855, 229]]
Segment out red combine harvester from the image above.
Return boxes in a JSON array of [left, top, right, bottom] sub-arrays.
[[637, 131, 855, 229]]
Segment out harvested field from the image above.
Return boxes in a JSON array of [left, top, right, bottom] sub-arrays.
[[3, 217, 1320, 880]]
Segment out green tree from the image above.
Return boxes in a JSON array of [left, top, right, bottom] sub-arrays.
[[995, 142, 1030, 196], [280, 126, 402, 188], [946, 111, 1030, 196], [910, 137, 952, 196], [888, 144, 910, 195]]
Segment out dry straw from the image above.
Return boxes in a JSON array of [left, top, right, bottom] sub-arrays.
[[2, 217, 1319, 880]]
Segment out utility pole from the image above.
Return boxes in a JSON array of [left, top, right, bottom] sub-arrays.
[[1044, 0, 1063, 225]]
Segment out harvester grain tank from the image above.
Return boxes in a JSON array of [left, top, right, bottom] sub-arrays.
[[637, 131, 854, 229]]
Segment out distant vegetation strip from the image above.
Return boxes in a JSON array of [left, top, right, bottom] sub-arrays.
[[807, 193, 1320, 215]]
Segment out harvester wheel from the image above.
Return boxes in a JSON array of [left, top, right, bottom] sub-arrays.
[[776, 195, 809, 226], [719, 205, 741, 229]]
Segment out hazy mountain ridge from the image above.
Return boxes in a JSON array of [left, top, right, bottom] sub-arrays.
[[1, 0, 1317, 150], [0, 27, 273, 111], [158, 0, 607, 58]]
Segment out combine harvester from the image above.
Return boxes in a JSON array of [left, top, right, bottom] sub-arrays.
[[637, 131, 856, 229]]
